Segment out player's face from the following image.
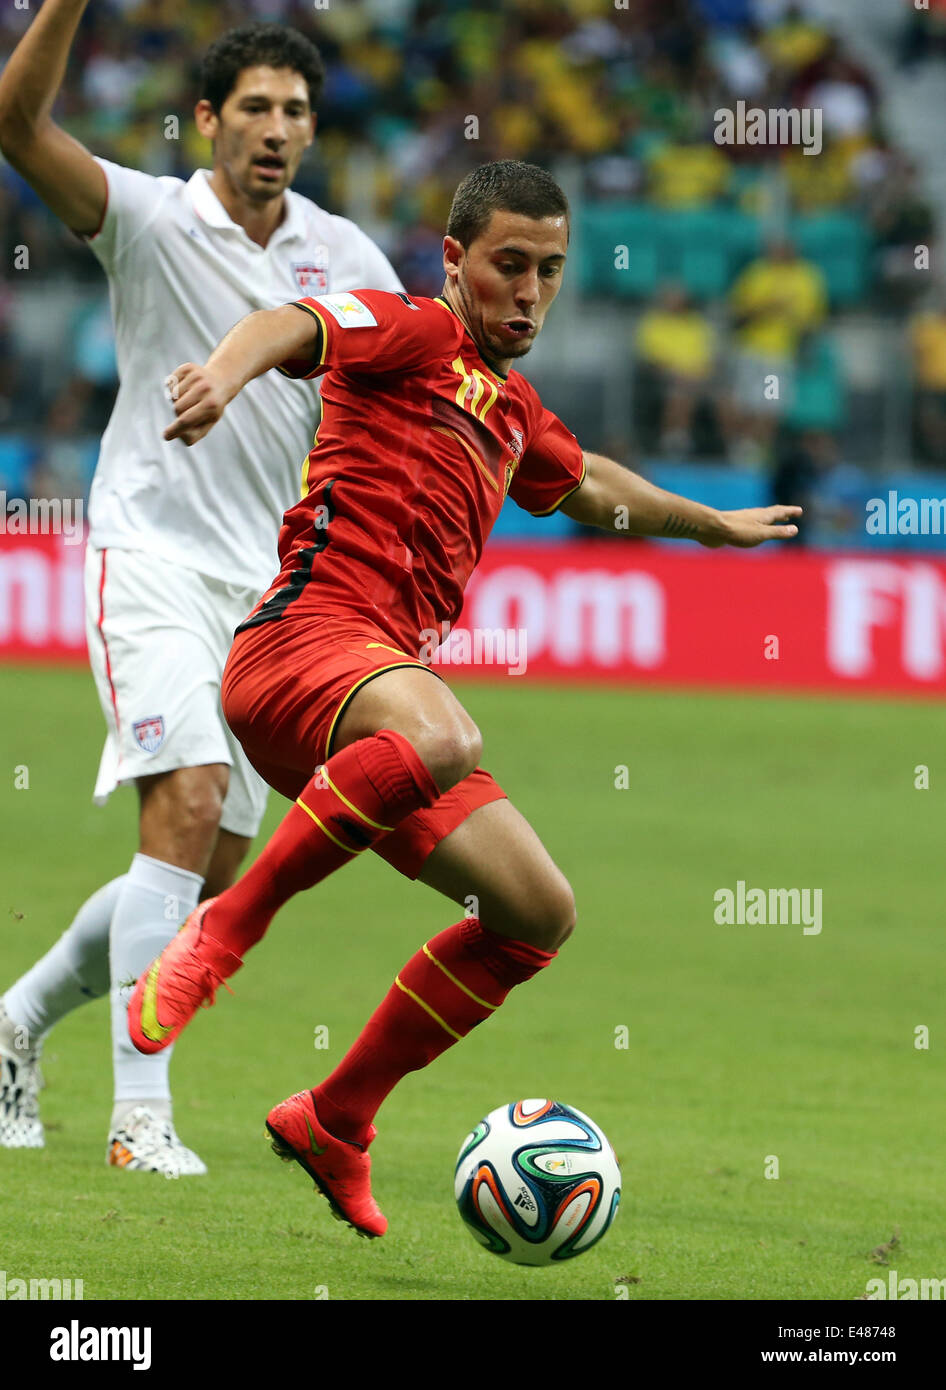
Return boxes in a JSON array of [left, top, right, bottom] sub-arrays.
[[444, 211, 568, 369], [198, 66, 315, 203]]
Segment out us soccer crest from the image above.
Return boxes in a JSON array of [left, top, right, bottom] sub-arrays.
[[292, 255, 329, 294], [132, 716, 165, 754]]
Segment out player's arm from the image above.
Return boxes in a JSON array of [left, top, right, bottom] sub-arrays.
[[560, 452, 801, 548], [0, 0, 106, 236], [163, 304, 322, 446]]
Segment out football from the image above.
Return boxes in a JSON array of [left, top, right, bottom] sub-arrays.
[[454, 1099, 621, 1265]]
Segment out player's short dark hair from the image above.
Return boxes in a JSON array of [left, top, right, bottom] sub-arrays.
[[446, 162, 570, 248], [200, 23, 325, 115]]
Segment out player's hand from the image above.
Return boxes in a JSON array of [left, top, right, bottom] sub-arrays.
[[162, 363, 230, 446], [703, 505, 803, 548]]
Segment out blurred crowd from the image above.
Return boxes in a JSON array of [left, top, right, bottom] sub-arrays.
[[3, 0, 946, 536]]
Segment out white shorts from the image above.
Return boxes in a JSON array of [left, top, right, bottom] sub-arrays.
[[84, 543, 269, 838]]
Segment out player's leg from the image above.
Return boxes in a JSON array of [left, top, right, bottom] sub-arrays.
[[4, 540, 199, 1155], [0, 805, 246, 1152], [105, 765, 217, 1174], [261, 670, 571, 1235], [136, 763, 230, 874], [140, 661, 478, 967], [307, 795, 573, 1156], [203, 828, 254, 900], [110, 689, 267, 1173], [126, 654, 480, 1059], [0, 877, 121, 1149], [108, 709, 267, 1174], [89, 544, 264, 1174], [416, 798, 575, 949], [124, 626, 493, 1233]]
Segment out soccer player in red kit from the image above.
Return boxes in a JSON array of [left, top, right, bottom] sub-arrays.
[[129, 161, 801, 1237]]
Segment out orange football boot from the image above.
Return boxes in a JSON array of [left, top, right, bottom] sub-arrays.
[[127, 898, 242, 1054], [266, 1090, 387, 1237]]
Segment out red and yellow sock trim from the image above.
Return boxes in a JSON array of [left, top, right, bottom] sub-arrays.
[[394, 975, 463, 1041]]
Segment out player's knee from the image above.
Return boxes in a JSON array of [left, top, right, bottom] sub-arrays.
[[490, 879, 576, 952], [414, 722, 483, 794], [543, 881, 577, 951], [164, 769, 228, 839]]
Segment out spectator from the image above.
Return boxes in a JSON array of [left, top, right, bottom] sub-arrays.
[[802, 52, 876, 142], [781, 138, 852, 211], [867, 155, 936, 310], [706, 24, 771, 101], [626, 56, 695, 143], [81, 26, 147, 117], [26, 387, 89, 504], [727, 237, 828, 462], [635, 283, 718, 455], [791, 38, 878, 135], [645, 129, 732, 207], [0, 0, 935, 478], [759, 3, 830, 76]]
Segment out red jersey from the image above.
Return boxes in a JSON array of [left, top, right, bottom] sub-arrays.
[[238, 290, 585, 653]]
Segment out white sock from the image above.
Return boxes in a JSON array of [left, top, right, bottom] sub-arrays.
[[109, 854, 203, 1113], [3, 877, 123, 1040]]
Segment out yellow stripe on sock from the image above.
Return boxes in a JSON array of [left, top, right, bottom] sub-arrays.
[[394, 976, 463, 1041], [295, 797, 362, 854], [422, 943, 499, 1011], [319, 768, 394, 833]]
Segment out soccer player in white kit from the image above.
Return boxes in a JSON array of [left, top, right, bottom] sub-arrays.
[[0, 9, 404, 1173]]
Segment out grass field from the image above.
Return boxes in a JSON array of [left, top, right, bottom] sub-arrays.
[[1, 666, 944, 1302]]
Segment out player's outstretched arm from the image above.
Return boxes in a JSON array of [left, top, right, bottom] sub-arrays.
[[560, 452, 801, 548], [164, 305, 323, 446], [0, 0, 106, 236]]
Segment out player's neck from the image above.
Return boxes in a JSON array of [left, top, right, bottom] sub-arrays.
[[208, 167, 286, 249], [440, 284, 512, 378]]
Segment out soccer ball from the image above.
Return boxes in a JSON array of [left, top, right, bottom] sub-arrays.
[[454, 1099, 621, 1265]]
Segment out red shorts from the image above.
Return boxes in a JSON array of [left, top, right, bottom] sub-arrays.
[[221, 609, 507, 880]]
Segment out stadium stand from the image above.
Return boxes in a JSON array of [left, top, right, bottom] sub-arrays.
[[3, 0, 946, 550]]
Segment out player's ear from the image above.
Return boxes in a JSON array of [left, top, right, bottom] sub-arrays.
[[443, 235, 464, 282], [194, 99, 219, 141]]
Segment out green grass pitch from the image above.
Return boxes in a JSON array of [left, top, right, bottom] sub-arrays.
[[0, 666, 943, 1301]]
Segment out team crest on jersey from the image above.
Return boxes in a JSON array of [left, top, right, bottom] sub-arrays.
[[292, 257, 329, 294], [315, 292, 378, 328], [132, 717, 165, 755]]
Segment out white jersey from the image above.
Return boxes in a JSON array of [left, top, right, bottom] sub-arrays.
[[84, 158, 404, 592]]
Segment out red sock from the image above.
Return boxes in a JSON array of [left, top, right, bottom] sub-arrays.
[[312, 917, 556, 1144], [206, 730, 439, 956]]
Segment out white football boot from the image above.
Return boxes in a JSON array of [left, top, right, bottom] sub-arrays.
[[106, 1105, 207, 1177], [0, 998, 45, 1148]]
